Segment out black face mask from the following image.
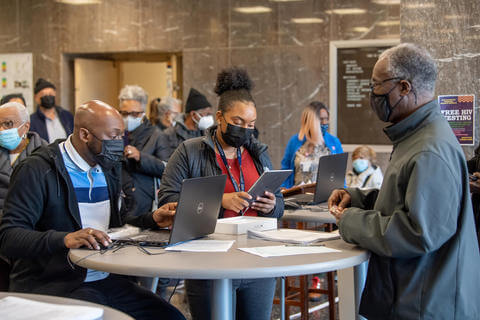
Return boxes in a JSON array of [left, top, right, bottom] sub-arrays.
[[221, 123, 255, 148], [40, 95, 56, 109], [89, 135, 124, 170], [369, 81, 406, 122]]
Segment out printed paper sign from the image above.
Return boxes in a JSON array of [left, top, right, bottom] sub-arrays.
[[439, 95, 475, 146]]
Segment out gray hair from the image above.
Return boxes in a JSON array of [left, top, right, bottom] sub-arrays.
[[157, 103, 173, 117], [118, 85, 148, 110], [379, 43, 437, 94], [0, 101, 29, 123]]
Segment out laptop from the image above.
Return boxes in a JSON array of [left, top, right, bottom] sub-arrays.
[[116, 175, 227, 247], [287, 153, 348, 207]]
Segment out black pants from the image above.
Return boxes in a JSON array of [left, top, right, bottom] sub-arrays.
[[68, 274, 185, 320]]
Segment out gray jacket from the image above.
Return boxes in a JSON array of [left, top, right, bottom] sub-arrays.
[[157, 116, 203, 161], [339, 100, 480, 319], [0, 131, 47, 213]]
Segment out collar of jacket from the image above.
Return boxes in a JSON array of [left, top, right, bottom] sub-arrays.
[[34, 105, 62, 120], [173, 115, 202, 140], [383, 99, 440, 145], [128, 117, 154, 140], [202, 125, 268, 156]]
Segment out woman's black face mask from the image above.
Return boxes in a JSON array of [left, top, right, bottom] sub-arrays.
[[221, 116, 255, 148]]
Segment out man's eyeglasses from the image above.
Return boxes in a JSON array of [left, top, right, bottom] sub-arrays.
[[0, 120, 20, 130], [369, 77, 402, 91], [119, 111, 144, 118]]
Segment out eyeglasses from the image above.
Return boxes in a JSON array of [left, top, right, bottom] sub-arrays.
[[119, 111, 144, 118], [369, 77, 402, 91], [0, 120, 21, 130]]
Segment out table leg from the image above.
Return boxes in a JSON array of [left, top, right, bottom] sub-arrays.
[[337, 262, 367, 320], [212, 278, 233, 320], [280, 277, 285, 320]]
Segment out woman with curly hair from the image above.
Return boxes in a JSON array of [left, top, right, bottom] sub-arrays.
[[158, 67, 283, 320]]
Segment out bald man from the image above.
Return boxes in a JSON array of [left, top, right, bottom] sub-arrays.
[[0, 101, 185, 320]]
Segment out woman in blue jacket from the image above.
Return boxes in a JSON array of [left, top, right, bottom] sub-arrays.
[[281, 101, 343, 188]]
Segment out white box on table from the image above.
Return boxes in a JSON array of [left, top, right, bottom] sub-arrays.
[[214, 216, 277, 235]]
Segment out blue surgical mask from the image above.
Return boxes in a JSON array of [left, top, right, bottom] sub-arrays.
[[124, 115, 143, 132], [0, 125, 23, 151], [321, 124, 329, 136], [352, 159, 369, 174]]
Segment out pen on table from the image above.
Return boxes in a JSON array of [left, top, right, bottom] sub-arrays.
[[285, 243, 325, 247]]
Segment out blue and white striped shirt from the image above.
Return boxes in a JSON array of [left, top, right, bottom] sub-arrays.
[[60, 136, 110, 282]]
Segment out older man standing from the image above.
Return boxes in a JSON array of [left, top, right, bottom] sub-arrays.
[[328, 43, 480, 319], [0, 100, 185, 320], [118, 85, 166, 217]]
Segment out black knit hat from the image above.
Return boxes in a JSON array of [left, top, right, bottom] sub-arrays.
[[34, 78, 56, 94], [185, 88, 211, 113]]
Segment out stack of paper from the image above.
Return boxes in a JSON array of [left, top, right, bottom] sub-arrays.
[[107, 224, 141, 240], [247, 228, 340, 245], [0, 296, 104, 320], [165, 240, 235, 252], [239, 245, 341, 257]]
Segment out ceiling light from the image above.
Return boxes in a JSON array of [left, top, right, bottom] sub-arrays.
[[291, 18, 324, 24], [325, 8, 367, 15], [352, 27, 370, 32], [444, 15, 463, 20], [377, 20, 400, 27], [56, 0, 101, 4], [234, 6, 272, 14], [270, 0, 303, 2], [371, 0, 400, 4], [404, 3, 435, 9]]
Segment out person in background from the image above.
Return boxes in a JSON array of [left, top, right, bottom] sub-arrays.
[[158, 88, 213, 161], [118, 85, 166, 218], [0, 100, 185, 320], [346, 145, 383, 189], [1, 93, 26, 106], [328, 43, 480, 319], [29, 78, 74, 143], [149, 98, 180, 132], [0, 102, 46, 216], [158, 67, 283, 320], [281, 101, 343, 188]]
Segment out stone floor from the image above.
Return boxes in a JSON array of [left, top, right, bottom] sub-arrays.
[[165, 274, 338, 320]]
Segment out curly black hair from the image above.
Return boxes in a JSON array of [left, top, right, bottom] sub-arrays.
[[214, 67, 255, 112]]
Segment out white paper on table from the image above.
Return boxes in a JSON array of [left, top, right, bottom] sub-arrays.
[[0, 296, 104, 320], [247, 228, 340, 245], [165, 240, 235, 252], [238, 245, 341, 257]]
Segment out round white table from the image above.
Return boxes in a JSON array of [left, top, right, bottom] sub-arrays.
[[0, 291, 133, 319], [70, 233, 369, 320]]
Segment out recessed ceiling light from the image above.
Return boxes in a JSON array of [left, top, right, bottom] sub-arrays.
[[404, 3, 435, 9], [444, 15, 463, 20], [56, 0, 100, 4], [325, 8, 367, 15], [291, 18, 324, 24], [352, 27, 370, 32], [234, 6, 272, 14], [377, 20, 400, 27], [270, 0, 303, 2], [371, 0, 400, 4]]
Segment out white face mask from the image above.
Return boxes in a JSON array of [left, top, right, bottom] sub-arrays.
[[124, 115, 144, 132], [194, 113, 214, 130]]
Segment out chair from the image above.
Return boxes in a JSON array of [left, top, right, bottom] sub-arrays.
[[273, 184, 337, 320]]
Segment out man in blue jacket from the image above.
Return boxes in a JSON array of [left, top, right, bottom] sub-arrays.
[[30, 78, 74, 143]]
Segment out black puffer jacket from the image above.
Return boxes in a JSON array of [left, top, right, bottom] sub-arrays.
[[0, 131, 47, 215], [158, 126, 284, 219], [0, 140, 157, 295], [123, 119, 165, 216]]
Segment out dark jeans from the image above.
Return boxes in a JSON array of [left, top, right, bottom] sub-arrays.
[[68, 274, 185, 320], [186, 278, 276, 320]]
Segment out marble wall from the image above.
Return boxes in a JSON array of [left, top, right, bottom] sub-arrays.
[[0, 0, 400, 167], [401, 0, 480, 159]]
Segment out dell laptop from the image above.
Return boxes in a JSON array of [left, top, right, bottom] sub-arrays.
[[288, 152, 348, 206], [116, 175, 227, 247]]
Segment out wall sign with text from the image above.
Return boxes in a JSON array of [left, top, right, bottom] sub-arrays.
[[439, 94, 475, 146]]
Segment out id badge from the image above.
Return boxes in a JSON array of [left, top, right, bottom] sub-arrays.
[[302, 160, 312, 172]]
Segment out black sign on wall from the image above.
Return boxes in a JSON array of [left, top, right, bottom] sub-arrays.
[[337, 46, 392, 145]]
